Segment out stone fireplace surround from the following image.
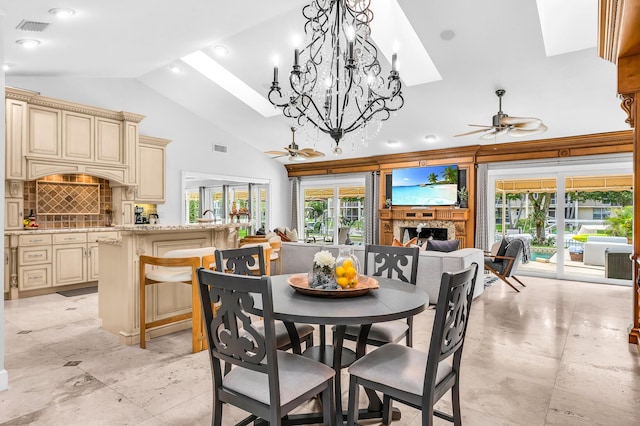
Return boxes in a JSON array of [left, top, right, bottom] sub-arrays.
[[394, 219, 456, 243]]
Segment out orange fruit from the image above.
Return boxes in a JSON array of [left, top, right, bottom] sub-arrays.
[[342, 259, 353, 269], [336, 277, 349, 288], [335, 266, 346, 277]]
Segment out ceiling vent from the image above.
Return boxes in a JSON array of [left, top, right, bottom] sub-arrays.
[[16, 20, 51, 32], [213, 144, 227, 153]]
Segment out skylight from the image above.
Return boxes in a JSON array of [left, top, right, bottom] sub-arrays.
[[181, 51, 280, 118], [536, 0, 597, 57], [369, 0, 441, 86]]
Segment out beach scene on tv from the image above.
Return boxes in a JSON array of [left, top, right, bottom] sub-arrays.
[[391, 165, 458, 206]]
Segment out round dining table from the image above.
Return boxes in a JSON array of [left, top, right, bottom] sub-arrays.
[[261, 274, 429, 424]]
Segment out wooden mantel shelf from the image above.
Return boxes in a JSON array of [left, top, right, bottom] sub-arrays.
[[379, 207, 469, 221]]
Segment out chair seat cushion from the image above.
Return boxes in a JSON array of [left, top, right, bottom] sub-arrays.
[[145, 268, 192, 282], [343, 320, 409, 344], [348, 344, 451, 397], [223, 351, 334, 405], [242, 321, 315, 348], [484, 258, 505, 274]]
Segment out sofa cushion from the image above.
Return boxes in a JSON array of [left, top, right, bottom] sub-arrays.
[[285, 228, 299, 242], [425, 239, 459, 252]]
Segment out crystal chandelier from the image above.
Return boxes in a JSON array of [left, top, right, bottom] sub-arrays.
[[268, 0, 404, 155]]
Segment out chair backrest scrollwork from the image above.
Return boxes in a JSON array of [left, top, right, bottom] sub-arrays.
[[364, 244, 419, 284]]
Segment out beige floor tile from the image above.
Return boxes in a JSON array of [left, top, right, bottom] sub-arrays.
[[2, 276, 640, 425]]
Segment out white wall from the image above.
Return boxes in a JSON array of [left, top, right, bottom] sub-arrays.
[[5, 76, 290, 228]]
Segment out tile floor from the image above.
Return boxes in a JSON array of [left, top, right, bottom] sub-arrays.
[[1, 276, 640, 425]]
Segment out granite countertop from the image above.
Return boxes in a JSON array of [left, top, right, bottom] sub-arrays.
[[5, 226, 119, 235], [116, 222, 250, 232], [5, 222, 252, 236]]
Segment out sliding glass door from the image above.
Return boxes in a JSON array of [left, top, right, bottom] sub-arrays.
[[488, 157, 632, 285], [299, 177, 366, 246]]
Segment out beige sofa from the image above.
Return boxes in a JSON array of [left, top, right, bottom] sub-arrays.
[[280, 242, 484, 304]]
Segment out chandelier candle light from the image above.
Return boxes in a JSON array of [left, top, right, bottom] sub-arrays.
[[268, 0, 404, 155]]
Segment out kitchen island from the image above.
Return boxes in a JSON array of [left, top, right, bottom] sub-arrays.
[[98, 222, 244, 346]]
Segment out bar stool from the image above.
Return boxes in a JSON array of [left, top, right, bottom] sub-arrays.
[[139, 246, 216, 353]]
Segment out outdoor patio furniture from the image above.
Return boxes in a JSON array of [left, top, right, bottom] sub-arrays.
[[583, 236, 631, 266], [605, 249, 633, 280]]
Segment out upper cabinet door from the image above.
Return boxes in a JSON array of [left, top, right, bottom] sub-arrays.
[[136, 137, 168, 203], [28, 105, 61, 157], [62, 111, 94, 161], [5, 99, 27, 180], [95, 117, 123, 164]]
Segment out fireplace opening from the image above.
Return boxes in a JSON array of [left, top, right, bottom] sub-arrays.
[[403, 227, 448, 242]]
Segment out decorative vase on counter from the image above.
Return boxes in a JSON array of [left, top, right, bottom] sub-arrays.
[[335, 247, 360, 288], [308, 250, 337, 289]]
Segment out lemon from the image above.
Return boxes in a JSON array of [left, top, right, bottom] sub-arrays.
[[342, 259, 353, 269], [336, 277, 349, 288], [335, 266, 346, 277], [345, 267, 357, 279]]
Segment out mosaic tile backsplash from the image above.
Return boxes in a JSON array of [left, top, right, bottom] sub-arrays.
[[24, 174, 113, 229]]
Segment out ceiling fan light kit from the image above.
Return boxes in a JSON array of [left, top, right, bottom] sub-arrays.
[[267, 0, 404, 155], [456, 89, 547, 140]]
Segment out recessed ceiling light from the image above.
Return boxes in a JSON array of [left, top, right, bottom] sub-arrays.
[[424, 134, 437, 142], [16, 39, 41, 49], [168, 64, 183, 74], [440, 30, 455, 41], [387, 139, 399, 145], [48, 8, 75, 18], [213, 45, 229, 57]]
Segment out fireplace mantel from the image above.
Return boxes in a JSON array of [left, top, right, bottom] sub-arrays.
[[379, 207, 470, 248]]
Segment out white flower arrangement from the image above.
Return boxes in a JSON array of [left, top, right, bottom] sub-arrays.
[[416, 222, 427, 235], [313, 250, 335, 268]]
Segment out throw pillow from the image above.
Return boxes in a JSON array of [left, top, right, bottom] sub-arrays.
[[285, 228, 299, 242], [276, 229, 290, 242], [392, 237, 417, 247], [425, 239, 459, 252]]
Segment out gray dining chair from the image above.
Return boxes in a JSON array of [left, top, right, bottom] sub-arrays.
[[342, 244, 419, 351], [214, 247, 314, 353], [197, 269, 336, 425], [346, 262, 479, 426]]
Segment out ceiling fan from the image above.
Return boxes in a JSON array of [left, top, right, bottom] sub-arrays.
[[265, 127, 325, 162], [455, 89, 548, 140]]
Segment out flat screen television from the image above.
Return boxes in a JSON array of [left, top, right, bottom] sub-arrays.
[[391, 165, 458, 206]]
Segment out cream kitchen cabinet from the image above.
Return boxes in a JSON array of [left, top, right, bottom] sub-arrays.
[[136, 135, 170, 203], [5, 198, 24, 230], [95, 117, 123, 164], [87, 231, 118, 281], [52, 233, 90, 286], [5, 98, 27, 180], [28, 105, 61, 158], [62, 111, 94, 161], [61, 112, 125, 165], [17, 233, 53, 291]]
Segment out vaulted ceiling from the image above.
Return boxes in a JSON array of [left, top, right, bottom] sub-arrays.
[[1, 0, 630, 162]]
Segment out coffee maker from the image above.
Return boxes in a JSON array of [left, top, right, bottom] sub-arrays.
[[134, 206, 147, 224]]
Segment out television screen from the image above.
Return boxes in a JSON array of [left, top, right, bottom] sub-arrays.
[[391, 165, 458, 206]]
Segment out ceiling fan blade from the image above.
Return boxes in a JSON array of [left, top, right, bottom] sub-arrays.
[[511, 120, 544, 131], [479, 127, 510, 141], [299, 148, 325, 157], [508, 123, 548, 137], [265, 150, 288, 156], [500, 116, 542, 126], [467, 124, 494, 128], [454, 128, 491, 137]]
